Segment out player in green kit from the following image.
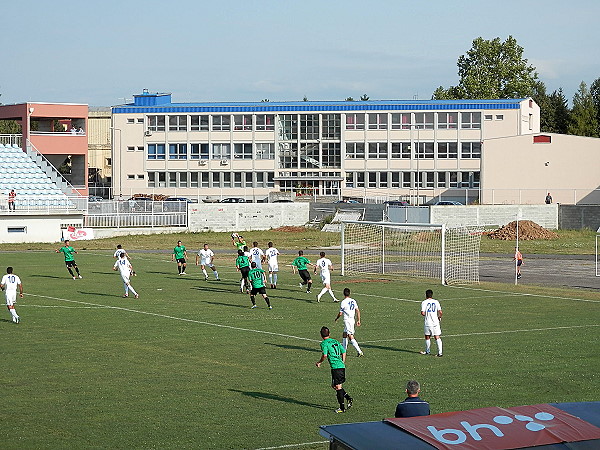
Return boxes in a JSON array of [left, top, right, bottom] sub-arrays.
[[291, 250, 314, 293], [171, 240, 187, 275], [315, 326, 353, 413], [247, 262, 272, 309], [235, 249, 251, 293], [231, 233, 247, 254], [55, 239, 82, 280]]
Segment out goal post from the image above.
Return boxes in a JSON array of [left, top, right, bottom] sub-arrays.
[[340, 221, 484, 285]]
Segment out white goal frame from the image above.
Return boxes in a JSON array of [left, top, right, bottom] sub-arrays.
[[596, 230, 600, 277], [340, 220, 484, 285]]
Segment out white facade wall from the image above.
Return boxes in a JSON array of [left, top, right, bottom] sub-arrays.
[[0, 214, 83, 243]]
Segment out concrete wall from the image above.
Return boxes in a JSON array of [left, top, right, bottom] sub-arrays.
[[430, 204, 558, 229], [558, 205, 600, 230], [0, 214, 83, 243], [188, 203, 309, 232]]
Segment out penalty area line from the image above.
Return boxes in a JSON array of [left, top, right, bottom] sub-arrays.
[[26, 293, 319, 343], [361, 323, 600, 344]]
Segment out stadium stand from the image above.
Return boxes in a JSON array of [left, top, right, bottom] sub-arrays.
[[321, 208, 364, 232], [0, 143, 73, 210]]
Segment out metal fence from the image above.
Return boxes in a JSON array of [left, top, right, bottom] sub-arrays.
[[84, 200, 188, 228]]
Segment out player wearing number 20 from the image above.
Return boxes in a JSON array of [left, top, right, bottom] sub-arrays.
[[420, 289, 443, 357]]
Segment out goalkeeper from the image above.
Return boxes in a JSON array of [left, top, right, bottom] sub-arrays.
[[231, 233, 247, 254]]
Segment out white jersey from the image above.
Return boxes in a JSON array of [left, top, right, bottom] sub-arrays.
[[339, 297, 358, 322], [315, 257, 332, 275], [198, 248, 214, 264], [421, 298, 442, 327], [249, 247, 264, 266], [114, 258, 132, 280], [114, 249, 127, 259], [265, 247, 279, 271], [1, 273, 21, 292]]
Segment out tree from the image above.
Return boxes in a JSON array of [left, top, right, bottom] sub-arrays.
[[568, 81, 599, 137], [548, 88, 571, 134], [345, 97, 355, 101], [433, 36, 538, 100], [303, 96, 308, 102], [360, 94, 369, 101], [590, 77, 600, 135], [532, 81, 553, 132]]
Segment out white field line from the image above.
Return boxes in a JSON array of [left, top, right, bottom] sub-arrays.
[[255, 441, 328, 450], [361, 323, 600, 344], [449, 285, 600, 304], [25, 293, 320, 343], [20, 304, 110, 309]]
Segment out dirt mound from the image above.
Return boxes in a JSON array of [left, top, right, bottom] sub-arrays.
[[272, 226, 307, 232], [487, 220, 559, 240]]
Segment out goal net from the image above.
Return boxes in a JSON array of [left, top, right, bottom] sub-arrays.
[[340, 221, 484, 285]]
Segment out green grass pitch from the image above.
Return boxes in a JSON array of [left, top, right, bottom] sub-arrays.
[[0, 249, 598, 449]]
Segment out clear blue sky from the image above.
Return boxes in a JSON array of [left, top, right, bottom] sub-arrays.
[[2, 0, 598, 106]]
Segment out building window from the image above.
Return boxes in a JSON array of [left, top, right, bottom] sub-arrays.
[[127, 118, 135, 124], [233, 143, 253, 159], [345, 113, 365, 130], [449, 171, 459, 188], [234, 172, 242, 188], [391, 142, 411, 159], [190, 172, 199, 188], [212, 143, 231, 159], [200, 172, 209, 188], [244, 172, 253, 188], [211, 172, 221, 188], [437, 112, 458, 129], [496, 114, 504, 120], [391, 113, 412, 130], [345, 142, 365, 159], [222, 172, 231, 188], [234, 115, 252, 131], [322, 114, 341, 139], [461, 112, 481, 129], [414, 112, 434, 129], [345, 172, 354, 188], [168, 172, 177, 188], [212, 115, 231, 131], [137, 174, 144, 180], [391, 172, 400, 188], [169, 144, 187, 160], [368, 113, 387, 130], [437, 142, 458, 159], [190, 143, 209, 160], [436, 172, 447, 188], [190, 115, 209, 131], [368, 142, 388, 159], [137, 118, 144, 124], [127, 146, 135, 152], [300, 114, 319, 140], [267, 172, 274, 188], [148, 144, 166, 160], [473, 171, 480, 187], [402, 172, 411, 188], [169, 115, 187, 131], [461, 142, 481, 159], [379, 171, 388, 188], [299, 144, 319, 169], [322, 143, 341, 168], [179, 172, 188, 188], [368, 172, 377, 188], [127, 174, 135, 180], [356, 172, 365, 187], [148, 172, 156, 187], [147, 115, 165, 132], [484, 114, 493, 121], [279, 115, 298, 140], [278, 143, 298, 168], [415, 142, 434, 159], [256, 172, 265, 188], [256, 114, 274, 131], [255, 143, 275, 159], [106, 158, 112, 166], [137, 146, 144, 152]]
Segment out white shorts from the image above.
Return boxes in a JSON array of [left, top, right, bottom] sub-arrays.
[[268, 263, 278, 273], [343, 319, 356, 335], [121, 276, 131, 285], [202, 261, 214, 268], [253, 261, 263, 270], [424, 324, 442, 336], [321, 273, 331, 285], [5, 291, 16, 306]]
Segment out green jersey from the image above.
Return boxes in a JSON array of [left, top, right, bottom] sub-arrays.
[[59, 246, 76, 261], [173, 245, 186, 259], [236, 255, 250, 268], [320, 338, 345, 369], [235, 240, 246, 252], [248, 268, 266, 288], [292, 256, 311, 271]]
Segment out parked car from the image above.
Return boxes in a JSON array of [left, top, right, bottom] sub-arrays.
[[165, 197, 194, 203], [88, 195, 103, 202], [220, 198, 246, 203], [384, 200, 410, 206], [434, 200, 463, 205]]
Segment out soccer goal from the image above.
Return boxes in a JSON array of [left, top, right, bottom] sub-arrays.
[[340, 221, 485, 285], [596, 228, 600, 277]]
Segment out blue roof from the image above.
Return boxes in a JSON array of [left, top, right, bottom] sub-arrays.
[[113, 98, 525, 114]]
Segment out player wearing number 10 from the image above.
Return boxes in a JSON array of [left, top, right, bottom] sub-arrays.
[[1, 266, 22, 324], [247, 261, 272, 309], [420, 289, 443, 357]]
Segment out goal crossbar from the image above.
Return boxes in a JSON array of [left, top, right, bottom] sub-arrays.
[[341, 220, 484, 285]]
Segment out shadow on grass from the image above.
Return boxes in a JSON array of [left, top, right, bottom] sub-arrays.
[[361, 343, 420, 354], [0, 318, 14, 324], [77, 291, 120, 297], [199, 300, 248, 309], [229, 389, 330, 410], [30, 274, 65, 279], [264, 342, 320, 353]]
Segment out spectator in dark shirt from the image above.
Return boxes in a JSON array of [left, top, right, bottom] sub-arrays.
[[395, 380, 430, 418]]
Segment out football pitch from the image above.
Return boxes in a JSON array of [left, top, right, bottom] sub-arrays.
[[1, 249, 599, 449]]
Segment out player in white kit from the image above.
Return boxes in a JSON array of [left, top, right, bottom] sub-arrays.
[[335, 288, 363, 357], [420, 289, 443, 357], [113, 253, 139, 298], [1, 266, 22, 323], [264, 242, 280, 288], [195, 244, 220, 281], [314, 251, 338, 302], [249, 242, 265, 270], [114, 244, 136, 276]]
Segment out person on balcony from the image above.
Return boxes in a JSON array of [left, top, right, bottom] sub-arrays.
[[8, 190, 16, 211]]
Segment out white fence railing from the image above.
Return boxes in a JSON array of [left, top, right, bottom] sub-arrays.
[[84, 200, 188, 228]]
